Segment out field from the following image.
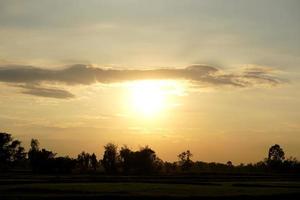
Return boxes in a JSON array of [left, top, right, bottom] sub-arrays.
[[1, 173, 300, 199]]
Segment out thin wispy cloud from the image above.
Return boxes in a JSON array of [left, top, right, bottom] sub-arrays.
[[18, 84, 75, 99], [0, 64, 282, 99]]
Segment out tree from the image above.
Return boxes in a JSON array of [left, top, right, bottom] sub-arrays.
[[164, 161, 177, 173], [283, 157, 299, 172], [77, 152, 98, 172], [28, 139, 40, 172], [90, 153, 98, 171], [119, 145, 133, 174], [102, 143, 118, 173], [178, 150, 193, 171], [118, 145, 161, 174], [135, 146, 157, 174], [28, 139, 56, 173], [0, 132, 26, 170], [227, 161, 233, 167], [268, 144, 285, 162], [267, 144, 285, 169], [53, 156, 76, 173], [30, 139, 39, 152], [77, 151, 91, 171]]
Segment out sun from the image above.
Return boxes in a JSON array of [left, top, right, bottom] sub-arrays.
[[128, 80, 166, 117], [125, 80, 185, 118]]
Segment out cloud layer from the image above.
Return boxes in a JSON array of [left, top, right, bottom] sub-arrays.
[[18, 85, 75, 99], [0, 64, 282, 99]]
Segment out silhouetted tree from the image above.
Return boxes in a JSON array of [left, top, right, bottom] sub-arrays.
[[0, 132, 26, 170], [76, 152, 98, 172], [119, 145, 133, 174], [227, 161, 233, 167], [2, 131, 300, 175], [267, 144, 285, 169], [178, 150, 193, 171], [102, 143, 118, 173], [30, 139, 39, 152], [118, 145, 162, 174], [90, 153, 98, 171], [135, 146, 157, 174], [154, 157, 164, 172], [54, 156, 76, 173], [77, 151, 92, 172], [28, 139, 56, 173], [164, 161, 177, 173], [28, 139, 40, 172], [268, 144, 285, 162]]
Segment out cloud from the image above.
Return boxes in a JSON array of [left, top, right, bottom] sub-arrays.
[[239, 67, 281, 86], [18, 84, 75, 99], [0, 64, 282, 99], [0, 64, 281, 85]]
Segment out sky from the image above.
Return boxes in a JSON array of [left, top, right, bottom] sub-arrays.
[[0, 0, 299, 164]]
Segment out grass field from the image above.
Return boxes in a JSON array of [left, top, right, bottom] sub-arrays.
[[1, 174, 300, 199]]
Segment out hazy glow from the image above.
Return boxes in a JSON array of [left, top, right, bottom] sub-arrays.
[[0, 0, 300, 163], [127, 80, 183, 118]]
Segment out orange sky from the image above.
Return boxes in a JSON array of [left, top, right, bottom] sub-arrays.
[[0, 0, 300, 164]]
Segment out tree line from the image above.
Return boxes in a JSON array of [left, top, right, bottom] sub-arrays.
[[1, 132, 300, 174]]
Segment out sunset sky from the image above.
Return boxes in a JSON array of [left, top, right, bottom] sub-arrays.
[[0, 0, 299, 164]]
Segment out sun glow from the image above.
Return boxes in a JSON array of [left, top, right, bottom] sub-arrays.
[[126, 80, 184, 118]]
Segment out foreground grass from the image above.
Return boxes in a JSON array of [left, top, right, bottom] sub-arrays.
[[1, 181, 300, 199]]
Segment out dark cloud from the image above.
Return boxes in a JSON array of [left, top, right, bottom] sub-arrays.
[[237, 67, 281, 87], [18, 85, 75, 99], [0, 64, 94, 85], [0, 64, 281, 85], [0, 64, 282, 99]]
